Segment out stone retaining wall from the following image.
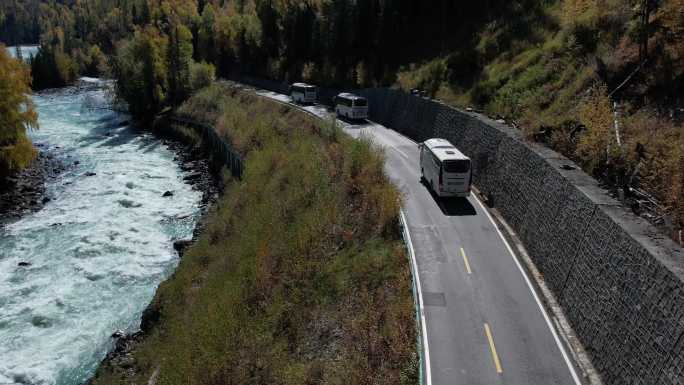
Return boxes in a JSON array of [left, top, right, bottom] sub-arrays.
[[359, 88, 684, 385]]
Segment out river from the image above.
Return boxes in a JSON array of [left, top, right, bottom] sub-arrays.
[[0, 71, 202, 383], [6, 45, 39, 61]]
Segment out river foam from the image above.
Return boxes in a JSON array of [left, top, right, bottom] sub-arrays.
[[0, 80, 201, 385]]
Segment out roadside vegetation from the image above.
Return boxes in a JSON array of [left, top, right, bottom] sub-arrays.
[[90, 84, 418, 385], [396, 0, 684, 237], [0, 43, 37, 183]]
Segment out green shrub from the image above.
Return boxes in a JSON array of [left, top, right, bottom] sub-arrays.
[[397, 59, 449, 96], [189, 61, 216, 92]]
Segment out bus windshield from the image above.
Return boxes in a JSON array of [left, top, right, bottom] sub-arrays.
[[443, 159, 470, 173], [293, 85, 315, 92], [353, 99, 367, 107]]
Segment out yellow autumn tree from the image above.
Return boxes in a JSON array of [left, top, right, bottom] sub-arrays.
[[576, 83, 615, 172], [0, 44, 38, 180]]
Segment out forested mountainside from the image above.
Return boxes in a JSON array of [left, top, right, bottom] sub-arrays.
[[1, 1, 546, 93], [1, 0, 681, 234]]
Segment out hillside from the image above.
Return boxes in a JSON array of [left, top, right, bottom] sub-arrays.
[[397, 0, 683, 239]]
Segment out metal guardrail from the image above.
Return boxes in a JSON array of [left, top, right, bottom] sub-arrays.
[[400, 211, 431, 385], [169, 115, 244, 180]]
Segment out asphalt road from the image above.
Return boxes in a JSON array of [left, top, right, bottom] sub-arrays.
[[254, 89, 583, 385]]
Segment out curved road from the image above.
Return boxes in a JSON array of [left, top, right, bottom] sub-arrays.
[[253, 88, 583, 385]]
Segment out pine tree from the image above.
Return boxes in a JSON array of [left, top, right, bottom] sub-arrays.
[[198, 3, 216, 62], [167, 22, 193, 105]]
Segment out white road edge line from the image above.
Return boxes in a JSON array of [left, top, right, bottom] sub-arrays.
[[472, 196, 583, 385], [379, 117, 580, 384], [400, 209, 433, 385]]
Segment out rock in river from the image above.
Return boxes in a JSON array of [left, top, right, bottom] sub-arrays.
[[173, 239, 193, 257], [111, 329, 126, 339]]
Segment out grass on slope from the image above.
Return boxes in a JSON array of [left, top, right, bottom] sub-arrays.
[[91, 83, 418, 385]]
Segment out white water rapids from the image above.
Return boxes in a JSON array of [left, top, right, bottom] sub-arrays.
[[0, 74, 202, 384]]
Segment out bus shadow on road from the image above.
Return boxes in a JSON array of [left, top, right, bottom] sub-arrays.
[[336, 115, 371, 127], [437, 197, 477, 216], [420, 179, 477, 216]]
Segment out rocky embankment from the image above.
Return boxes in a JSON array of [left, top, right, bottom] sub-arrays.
[[162, 138, 221, 241], [165, 139, 219, 214], [0, 147, 67, 227]]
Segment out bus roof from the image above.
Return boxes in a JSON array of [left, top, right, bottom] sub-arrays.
[[292, 82, 316, 88], [424, 138, 470, 162], [337, 92, 366, 101]]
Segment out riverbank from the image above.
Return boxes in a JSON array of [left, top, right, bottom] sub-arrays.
[[0, 147, 66, 227], [88, 84, 418, 384], [157, 136, 220, 238], [0, 82, 210, 385]]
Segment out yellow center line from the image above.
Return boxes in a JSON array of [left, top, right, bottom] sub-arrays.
[[484, 323, 503, 374], [460, 247, 472, 274]]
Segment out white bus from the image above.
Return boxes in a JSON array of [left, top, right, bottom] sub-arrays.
[[290, 83, 317, 104], [334, 93, 368, 120], [419, 138, 472, 198]]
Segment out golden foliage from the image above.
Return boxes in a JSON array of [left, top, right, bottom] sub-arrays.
[[576, 83, 615, 171], [0, 44, 37, 178]]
